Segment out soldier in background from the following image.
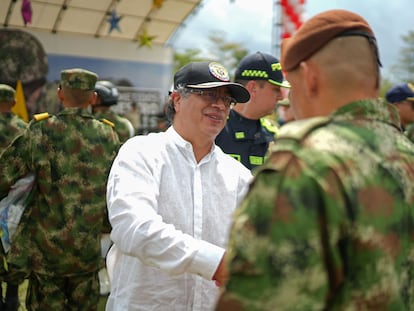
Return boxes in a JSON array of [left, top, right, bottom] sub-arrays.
[[94, 81, 135, 143], [123, 102, 141, 135], [276, 97, 294, 125], [0, 84, 27, 149], [0, 69, 120, 310], [216, 9, 414, 310], [0, 84, 27, 310], [0, 29, 52, 118], [385, 82, 414, 142]]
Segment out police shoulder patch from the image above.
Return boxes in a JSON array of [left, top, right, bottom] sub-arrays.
[[260, 117, 279, 135], [101, 118, 115, 128], [277, 116, 331, 141], [33, 112, 50, 121]]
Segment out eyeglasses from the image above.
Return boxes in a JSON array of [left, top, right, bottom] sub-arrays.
[[187, 89, 235, 108]]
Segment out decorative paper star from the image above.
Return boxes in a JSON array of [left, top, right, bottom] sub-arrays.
[[138, 29, 157, 48], [152, 0, 164, 10], [107, 10, 122, 33], [21, 0, 32, 26]]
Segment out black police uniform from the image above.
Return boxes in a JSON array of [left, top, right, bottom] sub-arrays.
[[215, 109, 277, 170]]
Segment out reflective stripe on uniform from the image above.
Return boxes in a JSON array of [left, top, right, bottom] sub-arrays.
[[229, 154, 241, 162], [260, 118, 279, 135], [249, 156, 264, 166], [234, 132, 245, 139]]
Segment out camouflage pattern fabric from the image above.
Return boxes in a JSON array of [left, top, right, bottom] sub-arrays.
[[0, 29, 48, 86], [60, 69, 97, 91], [217, 99, 414, 311], [0, 108, 120, 281], [0, 113, 27, 279], [26, 271, 99, 310], [405, 123, 414, 142], [94, 110, 132, 143], [0, 113, 27, 149]]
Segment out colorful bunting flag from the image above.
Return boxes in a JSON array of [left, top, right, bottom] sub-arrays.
[[21, 0, 33, 26], [138, 29, 157, 48], [107, 10, 122, 33], [12, 81, 29, 122], [152, 0, 164, 10]]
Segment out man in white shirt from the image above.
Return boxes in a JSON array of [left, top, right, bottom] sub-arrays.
[[105, 61, 253, 311]]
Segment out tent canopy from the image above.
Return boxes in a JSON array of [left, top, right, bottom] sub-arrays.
[[1, 0, 202, 45]]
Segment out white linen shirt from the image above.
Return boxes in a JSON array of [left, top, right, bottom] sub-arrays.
[[106, 126, 252, 311]]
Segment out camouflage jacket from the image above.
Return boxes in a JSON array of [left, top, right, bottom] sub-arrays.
[[0, 108, 120, 277], [0, 113, 27, 149], [94, 109, 134, 143], [405, 123, 414, 142], [217, 99, 414, 311]]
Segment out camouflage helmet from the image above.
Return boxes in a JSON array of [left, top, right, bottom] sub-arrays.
[[0, 29, 48, 86], [95, 80, 119, 106]]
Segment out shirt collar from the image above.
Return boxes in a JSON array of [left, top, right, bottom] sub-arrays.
[[168, 126, 216, 163], [331, 99, 402, 131]]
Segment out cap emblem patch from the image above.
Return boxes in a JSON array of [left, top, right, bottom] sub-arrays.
[[208, 62, 230, 82], [271, 62, 282, 71]]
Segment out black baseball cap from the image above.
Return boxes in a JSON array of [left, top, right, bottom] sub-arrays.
[[235, 52, 290, 88], [174, 61, 250, 103]]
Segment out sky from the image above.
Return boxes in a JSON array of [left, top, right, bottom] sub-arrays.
[[170, 0, 413, 81]]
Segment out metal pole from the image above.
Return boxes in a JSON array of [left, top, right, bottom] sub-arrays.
[[271, 0, 282, 58]]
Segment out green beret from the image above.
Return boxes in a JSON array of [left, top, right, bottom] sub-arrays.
[[60, 68, 98, 90], [0, 84, 15, 102], [281, 9, 378, 71]]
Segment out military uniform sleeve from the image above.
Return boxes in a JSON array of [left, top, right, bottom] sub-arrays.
[[0, 130, 32, 199], [216, 149, 349, 311]]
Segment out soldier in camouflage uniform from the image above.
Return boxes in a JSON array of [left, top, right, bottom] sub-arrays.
[[216, 9, 414, 311], [0, 84, 27, 149], [0, 29, 50, 117], [94, 81, 134, 143], [385, 83, 414, 143], [406, 123, 414, 142], [0, 84, 27, 310], [0, 68, 120, 310]]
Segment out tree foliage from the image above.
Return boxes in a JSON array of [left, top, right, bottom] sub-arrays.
[[173, 30, 249, 77], [391, 30, 414, 83]]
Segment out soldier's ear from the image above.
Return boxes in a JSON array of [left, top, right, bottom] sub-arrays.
[[57, 87, 64, 101], [90, 91, 98, 106], [301, 60, 319, 99]]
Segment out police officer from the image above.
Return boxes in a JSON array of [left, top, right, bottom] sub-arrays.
[[385, 82, 414, 142], [94, 80, 135, 143], [216, 9, 414, 310], [0, 84, 27, 310], [0, 68, 120, 310], [215, 52, 290, 170]]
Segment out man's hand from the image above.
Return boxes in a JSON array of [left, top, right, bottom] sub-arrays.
[[212, 253, 228, 287]]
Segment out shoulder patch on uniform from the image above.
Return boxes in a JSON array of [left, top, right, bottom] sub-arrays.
[[33, 112, 50, 121], [260, 117, 279, 134], [277, 116, 331, 141], [101, 118, 115, 128]]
